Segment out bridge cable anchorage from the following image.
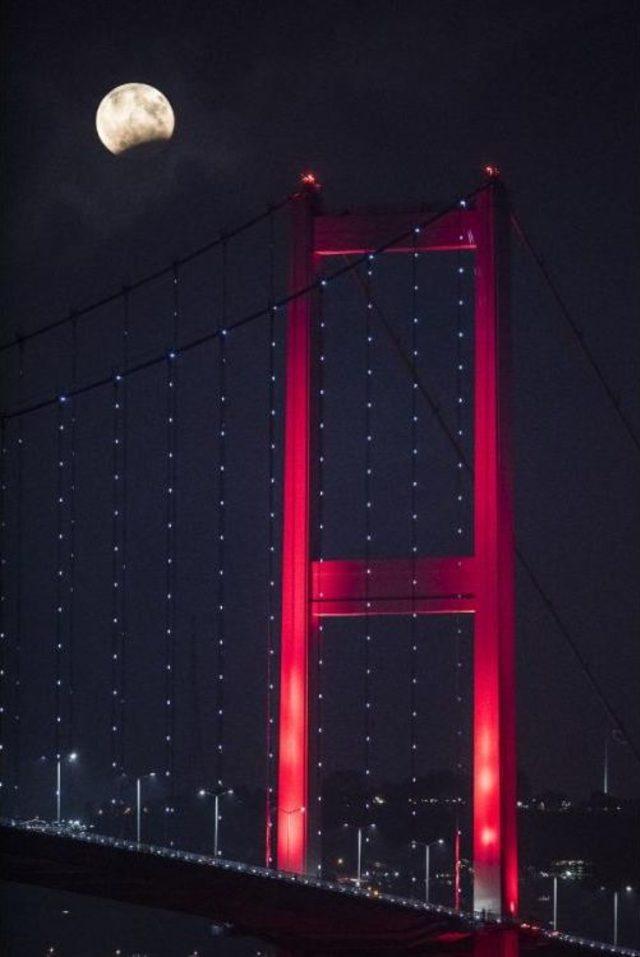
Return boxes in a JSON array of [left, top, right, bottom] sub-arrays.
[[215, 241, 228, 797], [510, 209, 640, 458], [315, 275, 326, 877], [265, 209, 278, 868], [345, 206, 640, 775], [0, 194, 296, 354], [408, 229, 420, 849], [1, 184, 488, 423]]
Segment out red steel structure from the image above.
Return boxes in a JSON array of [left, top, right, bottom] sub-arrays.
[[276, 175, 517, 918]]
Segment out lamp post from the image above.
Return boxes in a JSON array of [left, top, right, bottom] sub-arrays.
[[136, 772, 157, 845], [552, 875, 558, 931], [412, 838, 444, 905], [198, 787, 234, 858], [56, 751, 78, 823], [342, 823, 376, 886], [613, 890, 619, 947]]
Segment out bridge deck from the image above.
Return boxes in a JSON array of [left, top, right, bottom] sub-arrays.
[[2, 821, 637, 956]]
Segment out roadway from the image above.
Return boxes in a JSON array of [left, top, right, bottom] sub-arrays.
[[2, 819, 638, 956]]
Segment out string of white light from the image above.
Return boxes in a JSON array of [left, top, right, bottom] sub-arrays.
[[315, 282, 326, 876], [216, 243, 228, 791], [67, 321, 78, 768], [454, 225, 466, 780], [363, 255, 375, 820], [14, 352, 25, 803], [110, 372, 123, 777], [164, 266, 180, 827], [453, 206, 469, 908], [266, 214, 277, 866], [409, 229, 421, 836], [118, 299, 129, 776], [55, 398, 68, 772], [110, 300, 128, 781]]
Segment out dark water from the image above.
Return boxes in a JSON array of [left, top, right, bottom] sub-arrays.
[[1, 883, 261, 956], [2, 880, 640, 955]]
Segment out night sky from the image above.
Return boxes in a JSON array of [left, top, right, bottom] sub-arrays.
[[2, 0, 639, 847]]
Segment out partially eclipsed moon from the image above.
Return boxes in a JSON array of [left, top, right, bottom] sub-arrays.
[[96, 83, 175, 155]]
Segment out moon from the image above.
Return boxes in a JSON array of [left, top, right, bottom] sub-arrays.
[[96, 83, 175, 155]]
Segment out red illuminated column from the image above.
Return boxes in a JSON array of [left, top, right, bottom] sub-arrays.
[[472, 182, 518, 916], [276, 180, 318, 873]]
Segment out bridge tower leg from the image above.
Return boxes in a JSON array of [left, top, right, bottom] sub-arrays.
[[276, 178, 319, 875], [472, 183, 517, 917]]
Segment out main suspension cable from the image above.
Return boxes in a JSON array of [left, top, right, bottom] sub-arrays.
[[511, 209, 640, 458], [0, 195, 295, 354], [3, 185, 488, 424]]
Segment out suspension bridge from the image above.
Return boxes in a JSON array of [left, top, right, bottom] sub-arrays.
[[0, 172, 638, 955]]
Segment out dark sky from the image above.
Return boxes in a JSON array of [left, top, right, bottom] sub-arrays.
[[1, 0, 639, 832]]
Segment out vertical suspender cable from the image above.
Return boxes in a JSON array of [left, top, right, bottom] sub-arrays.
[[164, 266, 179, 837], [67, 321, 78, 763], [15, 344, 25, 805], [315, 281, 326, 876], [110, 368, 122, 779], [119, 296, 130, 775], [216, 242, 228, 791], [363, 256, 375, 836], [266, 214, 277, 865], [409, 229, 421, 843], [110, 297, 129, 785], [55, 397, 67, 784], [453, 217, 467, 910]]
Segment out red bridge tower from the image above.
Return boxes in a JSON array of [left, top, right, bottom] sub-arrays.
[[276, 175, 517, 918]]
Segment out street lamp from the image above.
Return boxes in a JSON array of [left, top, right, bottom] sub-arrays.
[[411, 838, 444, 904], [343, 822, 376, 886], [136, 772, 157, 845], [611, 885, 634, 947], [198, 787, 234, 858], [56, 751, 78, 823], [551, 875, 558, 931]]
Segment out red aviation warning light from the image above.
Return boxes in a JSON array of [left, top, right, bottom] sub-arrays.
[[300, 171, 321, 189]]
